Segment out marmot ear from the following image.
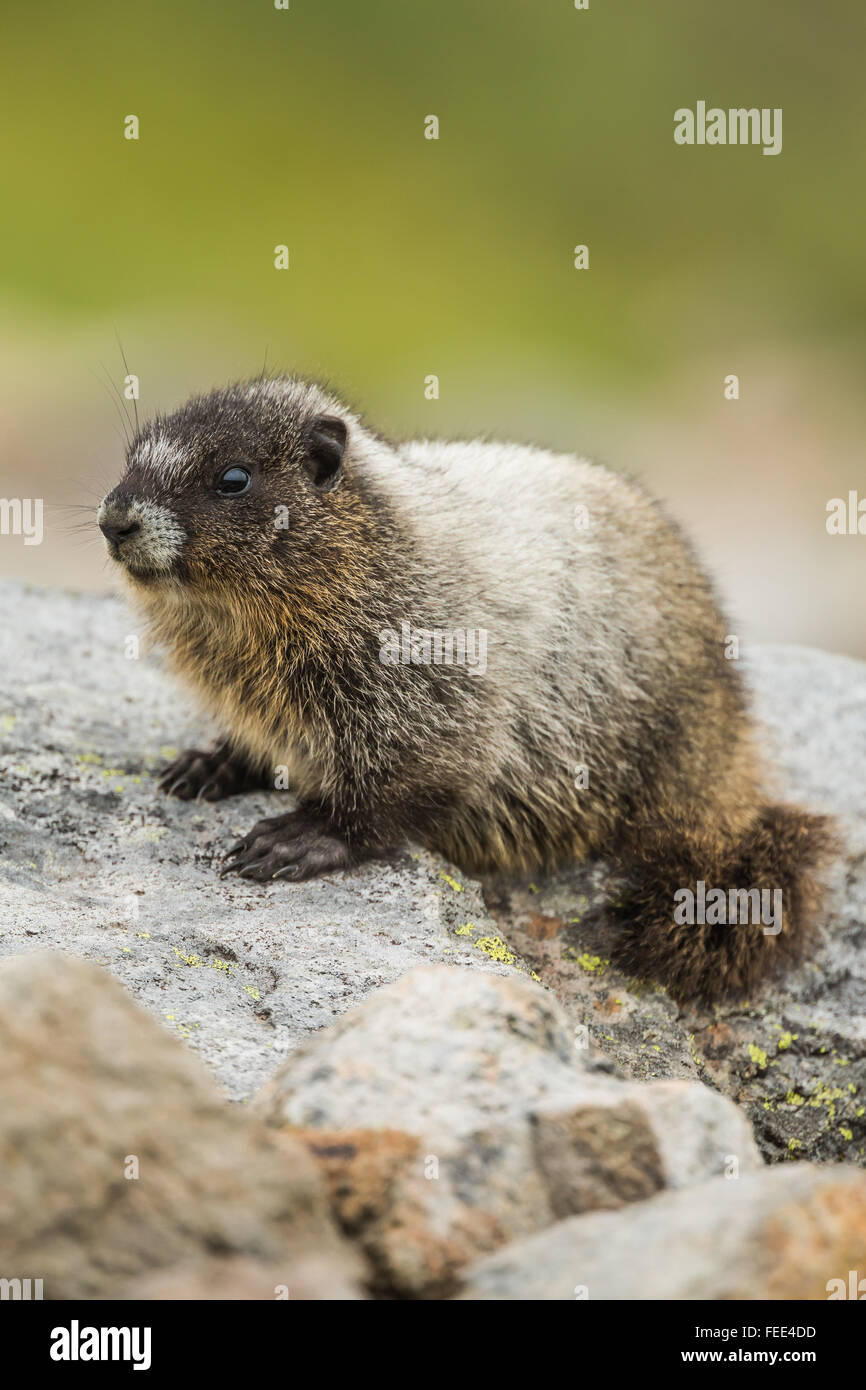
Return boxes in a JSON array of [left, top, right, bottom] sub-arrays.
[[305, 416, 347, 492]]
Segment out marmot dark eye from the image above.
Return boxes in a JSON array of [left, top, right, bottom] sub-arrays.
[[215, 465, 251, 496]]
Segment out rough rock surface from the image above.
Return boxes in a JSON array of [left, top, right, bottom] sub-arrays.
[[254, 966, 760, 1295], [1, 579, 864, 1166], [458, 1163, 866, 1301], [122, 1255, 361, 1301], [0, 952, 362, 1299], [0, 580, 524, 1102]]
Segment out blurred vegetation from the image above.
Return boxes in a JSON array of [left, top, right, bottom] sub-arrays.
[[2, 0, 864, 400], [0, 0, 863, 651]]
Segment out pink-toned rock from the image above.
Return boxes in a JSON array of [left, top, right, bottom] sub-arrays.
[[0, 952, 362, 1299]]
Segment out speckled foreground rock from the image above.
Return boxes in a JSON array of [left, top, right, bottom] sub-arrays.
[[1, 579, 864, 1184], [0, 953, 362, 1299], [0, 579, 527, 1102], [122, 1255, 362, 1301], [4, 580, 863, 1300], [458, 1163, 866, 1300], [253, 966, 760, 1296]]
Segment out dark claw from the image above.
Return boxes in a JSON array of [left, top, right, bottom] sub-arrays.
[[219, 854, 247, 878], [239, 859, 274, 881], [158, 742, 269, 802], [273, 863, 302, 881]]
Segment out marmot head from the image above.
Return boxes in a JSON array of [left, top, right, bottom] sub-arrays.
[[97, 377, 364, 595]]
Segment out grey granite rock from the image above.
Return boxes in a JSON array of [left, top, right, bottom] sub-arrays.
[[253, 965, 760, 1296], [0, 580, 525, 1101], [1, 580, 864, 1172], [458, 1162, 866, 1301]]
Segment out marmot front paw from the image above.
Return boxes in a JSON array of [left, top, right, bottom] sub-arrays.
[[159, 741, 266, 802], [220, 810, 352, 881]]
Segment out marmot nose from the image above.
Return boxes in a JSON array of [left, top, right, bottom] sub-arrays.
[[99, 517, 141, 547]]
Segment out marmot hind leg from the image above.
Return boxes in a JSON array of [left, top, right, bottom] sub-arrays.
[[610, 804, 838, 1002], [159, 738, 269, 802]]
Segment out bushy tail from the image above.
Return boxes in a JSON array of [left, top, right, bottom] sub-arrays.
[[610, 805, 838, 1001]]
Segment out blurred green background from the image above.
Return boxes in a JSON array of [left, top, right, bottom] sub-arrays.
[[1, 0, 863, 653]]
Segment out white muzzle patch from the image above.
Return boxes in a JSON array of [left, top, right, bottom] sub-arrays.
[[98, 496, 186, 575]]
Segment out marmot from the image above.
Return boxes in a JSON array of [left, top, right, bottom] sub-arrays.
[[97, 375, 835, 1000]]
